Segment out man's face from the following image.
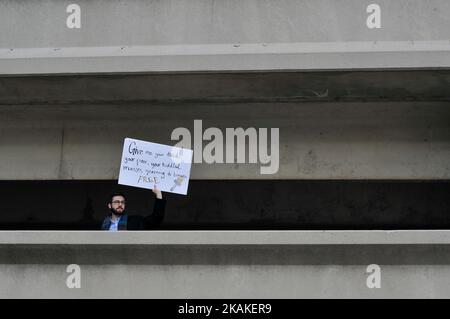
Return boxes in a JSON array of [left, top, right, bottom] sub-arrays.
[[108, 195, 126, 215]]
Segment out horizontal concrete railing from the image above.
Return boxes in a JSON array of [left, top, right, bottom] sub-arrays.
[[2, 230, 450, 246], [3, 231, 450, 298], [2, 0, 450, 74], [1, 41, 450, 75]]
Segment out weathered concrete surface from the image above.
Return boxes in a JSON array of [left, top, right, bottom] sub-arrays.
[[1, 71, 450, 105], [2, 231, 450, 298], [0, 101, 448, 180], [4, 230, 450, 245], [1, 0, 449, 74], [4, 264, 450, 298], [2, 0, 449, 47], [0, 0, 449, 300], [2, 41, 450, 74]]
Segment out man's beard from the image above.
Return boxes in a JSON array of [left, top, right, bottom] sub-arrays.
[[110, 207, 125, 216]]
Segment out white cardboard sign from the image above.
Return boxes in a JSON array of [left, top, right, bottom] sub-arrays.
[[118, 138, 193, 195]]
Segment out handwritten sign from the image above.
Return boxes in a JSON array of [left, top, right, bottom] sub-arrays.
[[118, 138, 193, 195]]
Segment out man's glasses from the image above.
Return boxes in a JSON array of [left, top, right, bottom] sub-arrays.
[[111, 200, 126, 205]]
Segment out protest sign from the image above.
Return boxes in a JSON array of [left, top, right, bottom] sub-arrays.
[[118, 138, 193, 195]]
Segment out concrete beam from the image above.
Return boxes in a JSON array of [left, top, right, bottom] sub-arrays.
[[1, 42, 450, 75], [1, 0, 450, 74], [1, 0, 449, 47], [1, 71, 450, 104], [2, 230, 450, 245], [0, 102, 449, 180], [2, 231, 450, 298]]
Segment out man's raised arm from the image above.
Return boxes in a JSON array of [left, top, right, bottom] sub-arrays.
[[144, 187, 166, 229]]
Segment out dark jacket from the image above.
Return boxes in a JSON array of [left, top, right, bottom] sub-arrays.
[[101, 198, 166, 230]]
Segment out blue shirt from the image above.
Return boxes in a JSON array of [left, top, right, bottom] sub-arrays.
[[109, 217, 121, 231]]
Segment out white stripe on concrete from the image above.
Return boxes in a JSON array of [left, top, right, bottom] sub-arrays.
[[1, 40, 450, 58]]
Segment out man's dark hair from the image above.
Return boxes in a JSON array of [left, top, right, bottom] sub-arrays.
[[110, 192, 127, 203]]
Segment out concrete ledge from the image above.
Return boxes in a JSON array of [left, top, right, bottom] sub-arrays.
[[1, 41, 450, 75], [3, 231, 450, 297], [2, 230, 450, 245]]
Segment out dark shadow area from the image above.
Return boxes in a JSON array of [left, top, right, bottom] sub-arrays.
[[0, 180, 449, 230], [1, 70, 450, 105]]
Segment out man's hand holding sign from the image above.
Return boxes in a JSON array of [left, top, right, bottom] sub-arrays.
[[152, 177, 163, 199]]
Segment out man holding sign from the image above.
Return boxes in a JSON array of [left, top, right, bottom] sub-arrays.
[[101, 184, 166, 231], [100, 138, 192, 231]]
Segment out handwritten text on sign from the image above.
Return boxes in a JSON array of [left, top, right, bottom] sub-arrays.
[[118, 138, 193, 195]]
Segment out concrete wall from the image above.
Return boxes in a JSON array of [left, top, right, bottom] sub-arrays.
[[1, 0, 450, 74], [1, 70, 448, 181], [0, 101, 449, 180], [2, 0, 449, 47], [2, 231, 450, 298]]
